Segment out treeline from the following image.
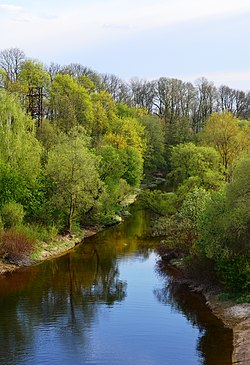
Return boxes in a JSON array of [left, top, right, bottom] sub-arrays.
[[0, 48, 162, 238], [0, 47, 249, 294], [141, 110, 250, 294]]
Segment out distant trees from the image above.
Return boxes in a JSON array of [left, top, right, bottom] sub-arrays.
[[0, 48, 25, 87]]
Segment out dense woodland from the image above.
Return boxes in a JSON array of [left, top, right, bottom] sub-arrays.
[[0, 48, 249, 295]]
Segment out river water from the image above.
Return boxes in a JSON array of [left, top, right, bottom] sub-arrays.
[[0, 206, 232, 365]]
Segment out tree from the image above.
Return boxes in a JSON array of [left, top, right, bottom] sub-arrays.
[[201, 112, 250, 179], [17, 59, 50, 124], [49, 74, 93, 133], [193, 78, 218, 132], [0, 90, 42, 183], [0, 48, 25, 87], [46, 129, 102, 232], [90, 91, 117, 144], [130, 78, 155, 112], [196, 155, 250, 291], [101, 73, 131, 104], [169, 143, 224, 191], [139, 115, 166, 173]]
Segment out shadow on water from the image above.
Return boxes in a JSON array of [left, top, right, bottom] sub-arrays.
[[0, 203, 233, 365], [154, 263, 233, 365]]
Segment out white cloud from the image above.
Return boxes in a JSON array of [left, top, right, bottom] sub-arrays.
[[1, 0, 250, 91], [2, 0, 250, 51], [0, 3, 23, 14], [61, 0, 250, 33]]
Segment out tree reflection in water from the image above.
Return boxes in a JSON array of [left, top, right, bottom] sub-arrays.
[[0, 239, 127, 364], [154, 264, 233, 365], [0, 203, 233, 365]]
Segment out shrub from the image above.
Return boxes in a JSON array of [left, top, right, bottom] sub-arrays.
[[139, 189, 177, 216], [0, 228, 35, 264], [1, 202, 24, 228], [216, 254, 250, 292]]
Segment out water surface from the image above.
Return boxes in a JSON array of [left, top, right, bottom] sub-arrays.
[[0, 207, 232, 364]]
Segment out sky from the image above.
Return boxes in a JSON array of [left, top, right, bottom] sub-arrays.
[[1, 0, 250, 90]]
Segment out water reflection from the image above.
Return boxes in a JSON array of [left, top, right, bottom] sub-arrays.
[[154, 265, 232, 365], [0, 205, 233, 365]]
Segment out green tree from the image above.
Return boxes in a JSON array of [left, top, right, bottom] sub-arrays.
[[169, 142, 224, 191], [90, 91, 118, 144], [201, 112, 250, 179], [50, 74, 93, 133], [46, 129, 102, 232], [139, 115, 166, 173], [0, 90, 42, 183], [197, 155, 250, 290]]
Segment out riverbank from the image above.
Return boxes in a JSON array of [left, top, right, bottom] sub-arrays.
[[0, 192, 138, 275], [0, 225, 101, 275], [202, 289, 250, 364], [158, 257, 250, 365]]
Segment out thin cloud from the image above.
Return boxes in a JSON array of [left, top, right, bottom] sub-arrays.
[[0, 3, 23, 13]]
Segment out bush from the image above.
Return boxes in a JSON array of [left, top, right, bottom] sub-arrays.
[[216, 255, 250, 292], [1, 202, 24, 228], [0, 228, 35, 264], [18, 223, 59, 243], [139, 189, 177, 216]]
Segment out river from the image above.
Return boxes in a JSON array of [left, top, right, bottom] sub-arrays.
[[0, 205, 232, 365]]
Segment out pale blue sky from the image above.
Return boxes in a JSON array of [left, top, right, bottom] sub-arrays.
[[1, 0, 250, 90]]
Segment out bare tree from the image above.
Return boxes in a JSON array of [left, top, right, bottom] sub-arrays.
[[0, 48, 25, 85], [101, 73, 132, 104]]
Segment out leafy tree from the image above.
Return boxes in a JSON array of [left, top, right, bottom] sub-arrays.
[[50, 74, 93, 133], [102, 116, 145, 188], [201, 112, 250, 179], [0, 90, 42, 183], [139, 115, 166, 173], [46, 129, 102, 232], [0, 162, 27, 207], [19, 59, 50, 89], [90, 91, 117, 144], [169, 142, 224, 191], [197, 155, 250, 290]]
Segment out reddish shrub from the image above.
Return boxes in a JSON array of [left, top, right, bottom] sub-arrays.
[[0, 229, 35, 264]]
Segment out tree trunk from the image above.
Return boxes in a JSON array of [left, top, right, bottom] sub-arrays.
[[67, 196, 74, 234]]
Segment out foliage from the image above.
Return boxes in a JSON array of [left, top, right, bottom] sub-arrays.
[[46, 129, 102, 232], [139, 115, 166, 173], [1, 202, 24, 229], [50, 74, 93, 133], [196, 155, 250, 291], [0, 90, 42, 183], [216, 254, 250, 291], [201, 112, 250, 179], [169, 142, 224, 193], [139, 189, 177, 216], [150, 188, 210, 252]]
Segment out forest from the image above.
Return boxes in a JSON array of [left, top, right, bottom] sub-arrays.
[[0, 47, 249, 295]]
